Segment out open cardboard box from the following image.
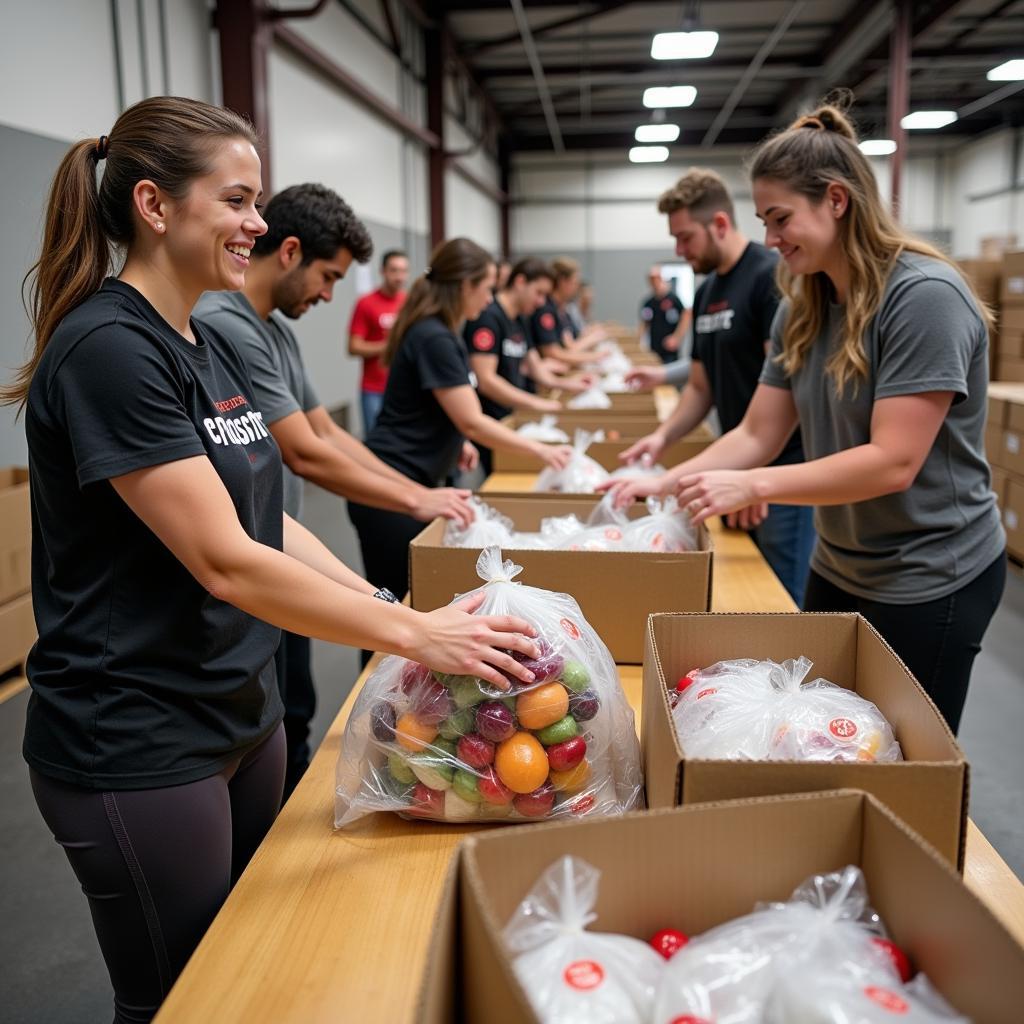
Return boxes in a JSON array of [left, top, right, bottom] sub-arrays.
[[0, 467, 30, 605], [416, 790, 1024, 1024], [540, 388, 659, 414], [409, 496, 712, 664], [642, 612, 968, 869], [494, 415, 713, 473]]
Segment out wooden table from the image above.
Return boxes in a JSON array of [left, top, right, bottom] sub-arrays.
[[155, 479, 1024, 1024]]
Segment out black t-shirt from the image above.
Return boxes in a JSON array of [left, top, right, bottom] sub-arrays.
[[692, 243, 804, 466], [640, 291, 685, 354], [529, 298, 576, 350], [24, 279, 285, 790], [463, 299, 531, 420], [367, 316, 472, 486]]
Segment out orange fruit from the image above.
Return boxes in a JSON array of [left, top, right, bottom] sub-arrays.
[[494, 732, 549, 794], [516, 683, 570, 731], [549, 758, 591, 794], [394, 712, 438, 752]]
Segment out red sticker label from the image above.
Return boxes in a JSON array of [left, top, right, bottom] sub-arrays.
[[865, 986, 909, 1014], [696, 687, 718, 700], [669, 1018, 712, 1024], [540, 312, 556, 330], [661, 297, 674, 310], [569, 794, 596, 816], [829, 717, 858, 739], [603, 527, 623, 540], [472, 327, 496, 351], [560, 617, 581, 640], [563, 959, 604, 990]]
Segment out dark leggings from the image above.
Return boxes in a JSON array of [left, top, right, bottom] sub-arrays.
[[274, 630, 316, 799], [30, 723, 286, 1024], [803, 553, 1006, 733]]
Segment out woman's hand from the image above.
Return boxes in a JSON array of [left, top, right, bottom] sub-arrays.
[[625, 365, 667, 392], [410, 487, 475, 526], [596, 472, 670, 508], [676, 470, 762, 526], [458, 440, 479, 471], [618, 431, 666, 465], [535, 443, 574, 470], [413, 591, 539, 691]]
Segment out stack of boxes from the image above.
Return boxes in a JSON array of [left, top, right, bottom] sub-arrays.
[[988, 382, 1024, 560], [1000, 251, 1024, 382], [0, 467, 34, 676]]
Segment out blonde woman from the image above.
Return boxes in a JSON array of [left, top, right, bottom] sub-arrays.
[[620, 100, 1004, 732]]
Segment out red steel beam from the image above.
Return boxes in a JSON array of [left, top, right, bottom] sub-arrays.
[[887, 0, 912, 217]]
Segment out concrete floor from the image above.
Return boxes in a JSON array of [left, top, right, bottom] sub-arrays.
[[2, 480, 1022, 1023]]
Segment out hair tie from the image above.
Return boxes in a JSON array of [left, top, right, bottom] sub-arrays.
[[424, 265, 433, 281], [801, 117, 825, 132], [95, 135, 109, 160]]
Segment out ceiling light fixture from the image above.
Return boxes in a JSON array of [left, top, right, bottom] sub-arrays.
[[629, 146, 670, 163], [643, 86, 697, 108], [859, 139, 897, 155], [651, 31, 719, 60], [987, 59, 1024, 81], [900, 110, 958, 129], [635, 124, 681, 143]]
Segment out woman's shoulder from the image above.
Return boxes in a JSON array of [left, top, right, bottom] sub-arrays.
[[886, 252, 985, 322]]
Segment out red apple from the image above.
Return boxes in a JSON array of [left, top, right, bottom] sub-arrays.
[[411, 680, 453, 726], [457, 732, 495, 769], [650, 928, 689, 959], [512, 636, 565, 682], [407, 782, 444, 818], [873, 937, 912, 983], [476, 701, 516, 743], [514, 783, 556, 818], [547, 736, 587, 772], [676, 673, 696, 694], [477, 767, 514, 805], [400, 660, 431, 695]]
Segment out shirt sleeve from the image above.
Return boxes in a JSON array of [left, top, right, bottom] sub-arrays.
[[348, 295, 371, 337], [201, 311, 301, 427], [53, 326, 206, 487], [874, 277, 983, 403], [464, 309, 501, 357], [415, 328, 472, 391], [690, 283, 707, 365], [530, 307, 561, 348], [758, 302, 792, 390]]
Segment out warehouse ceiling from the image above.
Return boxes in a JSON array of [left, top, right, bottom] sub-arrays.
[[440, 0, 1024, 152]]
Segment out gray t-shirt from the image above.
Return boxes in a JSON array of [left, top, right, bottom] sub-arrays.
[[194, 291, 320, 519], [759, 252, 1003, 602]]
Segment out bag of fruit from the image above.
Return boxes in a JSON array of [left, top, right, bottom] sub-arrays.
[[443, 495, 516, 548], [670, 656, 902, 763], [534, 429, 610, 493], [333, 547, 643, 825], [504, 856, 664, 1024]]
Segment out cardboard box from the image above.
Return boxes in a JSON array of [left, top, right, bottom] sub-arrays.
[[409, 496, 713, 664], [956, 258, 1003, 307], [1002, 250, 1024, 307], [1005, 477, 1024, 560], [0, 467, 30, 605], [992, 466, 1008, 508], [988, 382, 1024, 427], [641, 612, 968, 868], [995, 424, 1024, 476], [543, 389, 659, 415], [980, 233, 1017, 260], [418, 791, 1024, 1024], [994, 355, 1024, 382], [0, 592, 35, 674]]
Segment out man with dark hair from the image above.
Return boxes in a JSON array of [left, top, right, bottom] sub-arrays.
[[348, 249, 409, 433], [195, 185, 471, 795], [528, 256, 606, 367], [639, 265, 689, 363]]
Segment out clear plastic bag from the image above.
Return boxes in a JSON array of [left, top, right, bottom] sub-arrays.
[[334, 547, 643, 825], [670, 657, 903, 763], [504, 856, 665, 1023], [607, 453, 666, 481], [620, 496, 697, 553], [443, 496, 516, 548], [517, 415, 570, 443], [566, 385, 612, 410], [655, 866, 964, 1023], [535, 430, 611, 493]]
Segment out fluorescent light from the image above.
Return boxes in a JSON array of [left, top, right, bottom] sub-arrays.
[[629, 146, 670, 163], [901, 110, 957, 130], [988, 59, 1024, 81], [635, 123, 680, 143], [643, 86, 697, 109], [651, 31, 719, 60], [859, 139, 897, 156]]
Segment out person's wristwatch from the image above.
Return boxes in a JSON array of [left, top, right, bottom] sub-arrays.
[[372, 587, 399, 604]]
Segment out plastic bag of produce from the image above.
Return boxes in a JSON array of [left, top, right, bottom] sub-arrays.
[[670, 656, 902, 763], [504, 856, 664, 1023], [607, 453, 666, 481], [443, 496, 516, 548], [620, 495, 697, 553], [567, 385, 612, 410], [334, 547, 643, 825], [516, 415, 570, 443], [654, 866, 942, 1023], [535, 430, 611, 493]]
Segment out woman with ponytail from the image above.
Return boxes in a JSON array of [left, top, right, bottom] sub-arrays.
[[633, 97, 1004, 732], [5, 98, 540, 1023], [349, 237, 572, 604]]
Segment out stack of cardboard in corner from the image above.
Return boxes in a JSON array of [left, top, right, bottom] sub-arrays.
[[998, 250, 1024, 382], [0, 467, 34, 675], [987, 382, 1024, 560]]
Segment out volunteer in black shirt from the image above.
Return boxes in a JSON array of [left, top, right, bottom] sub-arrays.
[[351, 239, 572, 604], [639, 265, 689, 363], [3, 98, 541, 1024], [605, 168, 814, 605], [528, 256, 606, 367]]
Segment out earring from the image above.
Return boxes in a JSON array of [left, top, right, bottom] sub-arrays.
[[155, 222, 164, 232]]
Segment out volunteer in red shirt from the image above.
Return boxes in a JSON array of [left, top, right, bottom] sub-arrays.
[[348, 249, 408, 433]]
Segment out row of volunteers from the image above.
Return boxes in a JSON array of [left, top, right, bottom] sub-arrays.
[[1, 88, 1004, 1024]]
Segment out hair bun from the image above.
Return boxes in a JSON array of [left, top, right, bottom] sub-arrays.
[[798, 115, 825, 132]]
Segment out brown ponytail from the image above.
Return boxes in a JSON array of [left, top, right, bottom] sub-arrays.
[[2, 96, 257, 410], [383, 238, 493, 367]]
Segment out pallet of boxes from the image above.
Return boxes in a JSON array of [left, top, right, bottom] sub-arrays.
[[988, 382, 1024, 564], [996, 250, 1024, 382], [0, 468, 34, 679]]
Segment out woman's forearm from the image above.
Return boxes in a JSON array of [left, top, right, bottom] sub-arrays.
[[283, 514, 376, 594], [665, 424, 784, 484]]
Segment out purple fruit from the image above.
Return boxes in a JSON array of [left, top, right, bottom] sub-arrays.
[[371, 701, 397, 741], [476, 701, 517, 743], [569, 688, 600, 722], [412, 681, 453, 726]]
